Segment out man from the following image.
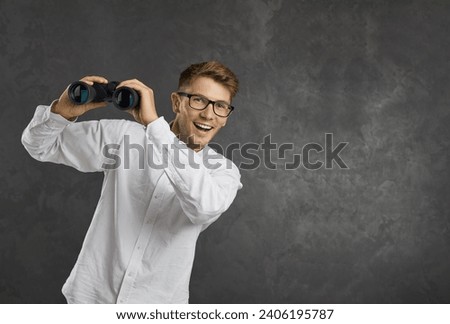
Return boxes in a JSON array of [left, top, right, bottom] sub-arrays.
[[21, 61, 242, 303]]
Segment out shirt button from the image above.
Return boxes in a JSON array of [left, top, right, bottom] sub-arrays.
[[154, 195, 159, 199], [128, 272, 133, 277]]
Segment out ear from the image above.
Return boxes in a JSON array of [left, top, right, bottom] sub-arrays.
[[171, 92, 181, 113]]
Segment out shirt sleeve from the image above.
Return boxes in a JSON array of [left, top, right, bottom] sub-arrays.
[[145, 117, 243, 226], [21, 104, 128, 173]]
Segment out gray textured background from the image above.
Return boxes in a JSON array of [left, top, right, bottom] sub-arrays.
[[1, 0, 450, 303]]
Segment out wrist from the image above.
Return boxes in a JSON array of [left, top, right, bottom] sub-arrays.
[[50, 100, 76, 121]]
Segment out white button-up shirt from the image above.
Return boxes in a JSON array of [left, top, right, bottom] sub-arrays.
[[21, 105, 242, 304]]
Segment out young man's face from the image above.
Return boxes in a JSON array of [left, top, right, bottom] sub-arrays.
[[171, 76, 232, 151]]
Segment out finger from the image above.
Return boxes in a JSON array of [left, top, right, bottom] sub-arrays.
[[132, 109, 142, 124], [118, 78, 142, 86], [118, 81, 154, 98], [80, 75, 109, 84], [118, 79, 150, 89]]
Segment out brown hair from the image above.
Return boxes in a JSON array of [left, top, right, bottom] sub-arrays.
[[178, 61, 239, 98]]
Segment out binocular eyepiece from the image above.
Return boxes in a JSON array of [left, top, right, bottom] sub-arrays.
[[68, 81, 139, 110]]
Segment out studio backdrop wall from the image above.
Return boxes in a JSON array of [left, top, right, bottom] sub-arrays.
[[1, 0, 450, 303]]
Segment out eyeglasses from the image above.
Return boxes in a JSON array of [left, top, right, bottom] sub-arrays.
[[177, 92, 234, 117]]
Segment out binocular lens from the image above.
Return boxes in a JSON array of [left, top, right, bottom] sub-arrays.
[[68, 81, 140, 110], [113, 87, 139, 110], [68, 82, 92, 105]]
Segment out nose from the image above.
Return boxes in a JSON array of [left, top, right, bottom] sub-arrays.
[[199, 103, 215, 119]]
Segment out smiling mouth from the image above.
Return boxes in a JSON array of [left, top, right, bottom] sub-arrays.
[[193, 122, 213, 132]]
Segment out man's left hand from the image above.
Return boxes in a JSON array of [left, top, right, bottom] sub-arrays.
[[118, 79, 159, 125]]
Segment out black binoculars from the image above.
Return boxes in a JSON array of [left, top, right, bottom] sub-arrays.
[[68, 81, 139, 110]]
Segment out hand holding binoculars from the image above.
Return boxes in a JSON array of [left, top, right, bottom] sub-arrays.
[[68, 80, 140, 110]]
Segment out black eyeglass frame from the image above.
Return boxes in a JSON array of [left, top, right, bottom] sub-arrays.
[[177, 92, 234, 117]]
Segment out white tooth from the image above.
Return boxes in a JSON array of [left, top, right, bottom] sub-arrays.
[[195, 123, 212, 130]]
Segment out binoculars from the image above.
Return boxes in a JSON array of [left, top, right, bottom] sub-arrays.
[[68, 81, 139, 110]]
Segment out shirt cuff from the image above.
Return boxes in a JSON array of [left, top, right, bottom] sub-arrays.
[[145, 116, 170, 138]]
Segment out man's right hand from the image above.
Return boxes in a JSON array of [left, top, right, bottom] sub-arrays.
[[51, 75, 109, 121]]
